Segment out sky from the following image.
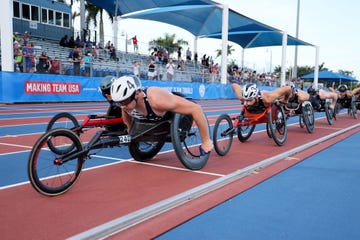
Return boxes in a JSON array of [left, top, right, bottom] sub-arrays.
[[80, 0, 360, 79]]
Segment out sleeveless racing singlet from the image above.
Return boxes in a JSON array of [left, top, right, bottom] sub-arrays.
[[130, 88, 167, 121]]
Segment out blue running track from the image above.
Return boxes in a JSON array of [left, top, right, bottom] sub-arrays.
[[156, 131, 360, 240]]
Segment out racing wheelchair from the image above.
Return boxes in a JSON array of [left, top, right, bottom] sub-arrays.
[[335, 96, 358, 119], [28, 108, 210, 196], [283, 100, 315, 133], [212, 101, 287, 156]]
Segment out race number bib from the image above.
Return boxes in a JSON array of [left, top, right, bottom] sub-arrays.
[[118, 135, 131, 143]]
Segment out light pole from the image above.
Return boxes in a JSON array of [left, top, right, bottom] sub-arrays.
[[121, 31, 128, 53], [293, 0, 300, 79], [267, 48, 272, 73]]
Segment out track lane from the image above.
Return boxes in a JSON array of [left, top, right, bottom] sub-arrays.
[[0, 101, 359, 239]]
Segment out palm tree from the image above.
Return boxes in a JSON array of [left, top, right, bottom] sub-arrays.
[[150, 33, 188, 55], [215, 44, 235, 58], [85, 2, 113, 45]]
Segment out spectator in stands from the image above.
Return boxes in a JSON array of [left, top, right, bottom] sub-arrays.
[[22, 42, 36, 73], [92, 45, 99, 60], [59, 35, 68, 47], [162, 49, 168, 65], [109, 43, 117, 61], [23, 31, 31, 44], [186, 47, 192, 62], [70, 46, 82, 76], [210, 63, 219, 82], [231, 66, 242, 85], [13, 41, 22, 72], [97, 40, 104, 49], [132, 61, 140, 77], [194, 52, 198, 65], [15, 45, 24, 72], [147, 59, 157, 80], [177, 47, 182, 60], [105, 40, 111, 49], [75, 36, 83, 48], [83, 51, 93, 76], [36, 51, 51, 74], [166, 59, 175, 81], [13, 32, 20, 43], [131, 36, 138, 53], [50, 57, 61, 74], [68, 36, 76, 48], [177, 60, 185, 71]]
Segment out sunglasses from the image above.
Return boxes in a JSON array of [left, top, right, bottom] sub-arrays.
[[117, 92, 136, 106]]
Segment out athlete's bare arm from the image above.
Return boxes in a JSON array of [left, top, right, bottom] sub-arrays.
[[261, 86, 292, 106], [147, 87, 213, 153]]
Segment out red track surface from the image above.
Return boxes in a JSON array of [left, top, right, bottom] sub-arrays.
[[1, 102, 359, 240]]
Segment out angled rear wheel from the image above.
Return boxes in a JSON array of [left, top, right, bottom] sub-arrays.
[[213, 114, 234, 156], [268, 103, 287, 146], [171, 113, 210, 170], [301, 101, 315, 133]]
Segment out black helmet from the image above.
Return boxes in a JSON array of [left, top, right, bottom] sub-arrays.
[[307, 86, 317, 95], [100, 75, 115, 97], [338, 84, 347, 93]]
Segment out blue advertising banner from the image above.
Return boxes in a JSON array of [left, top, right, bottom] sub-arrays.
[[0, 72, 275, 103]]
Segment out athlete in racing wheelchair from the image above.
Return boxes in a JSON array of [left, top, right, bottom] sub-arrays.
[[307, 85, 338, 124], [281, 82, 315, 133], [330, 84, 360, 118], [110, 75, 213, 158]]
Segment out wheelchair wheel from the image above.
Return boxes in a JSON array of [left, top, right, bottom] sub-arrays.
[[266, 123, 272, 138], [129, 141, 165, 161], [171, 113, 210, 170], [268, 103, 287, 146], [237, 124, 255, 142], [301, 101, 315, 133], [46, 112, 80, 155], [213, 114, 233, 156], [299, 115, 305, 128], [324, 102, 334, 125], [28, 128, 84, 196], [47, 112, 80, 132], [350, 97, 358, 119]]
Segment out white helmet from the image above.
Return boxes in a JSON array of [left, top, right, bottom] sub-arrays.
[[110, 75, 142, 102], [242, 83, 258, 100]]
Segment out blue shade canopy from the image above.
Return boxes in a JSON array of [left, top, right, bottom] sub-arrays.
[[87, 0, 312, 48], [203, 30, 312, 48], [301, 71, 358, 82]]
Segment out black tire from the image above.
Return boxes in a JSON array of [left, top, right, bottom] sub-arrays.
[[324, 102, 334, 125], [266, 123, 272, 138], [28, 128, 84, 196], [268, 103, 287, 146], [46, 112, 80, 132], [171, 113, 210, 170], [128, 141, 165, 161], [351, 97, 358, 119], [301, 101, 315, 133], [299, 115, 305, 128], [46, 112, 80, 155], [237, 124, 255, 142], [213, 114, 233, 156]]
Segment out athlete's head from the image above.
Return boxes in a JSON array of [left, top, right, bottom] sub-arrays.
[[242, 83, 258, 100], [100, 75, 115, 98], [338, 84, 347, 93], [110, 75, 142, 106], [307, 86, 317, 95]]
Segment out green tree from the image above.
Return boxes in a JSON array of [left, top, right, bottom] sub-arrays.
[[85, 2, 113, 45], [215, 44, 235, 58], [150, 33, 188, 55], [338, 70, 354, 76]]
